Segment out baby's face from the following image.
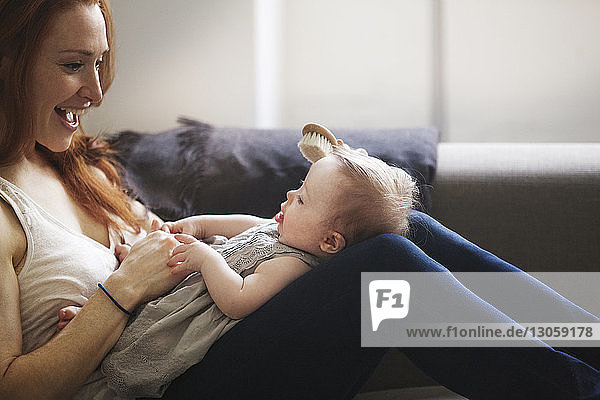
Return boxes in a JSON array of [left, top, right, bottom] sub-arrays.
[[275, 156, 344, 256]]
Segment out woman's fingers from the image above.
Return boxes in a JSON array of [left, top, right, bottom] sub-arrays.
[[167, 252, 187, 267], [114, 231, 185, 302]]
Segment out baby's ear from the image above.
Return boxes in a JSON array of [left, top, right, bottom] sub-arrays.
[[319, 231, 346, 255]]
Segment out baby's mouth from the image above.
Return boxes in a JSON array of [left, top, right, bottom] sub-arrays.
[[275, 211, 284, 224]]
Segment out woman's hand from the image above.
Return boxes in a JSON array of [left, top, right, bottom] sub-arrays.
[[106, 231, 189, 307], [167, 233, 221, 275]]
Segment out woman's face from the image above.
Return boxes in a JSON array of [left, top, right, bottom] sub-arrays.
[[29, 3, 108, 152]]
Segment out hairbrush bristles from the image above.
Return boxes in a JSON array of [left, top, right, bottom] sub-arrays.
[[298, 123, 338, 163]]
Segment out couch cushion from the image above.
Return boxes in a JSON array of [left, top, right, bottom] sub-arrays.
[[431, 143, 600, 272], [107, 119, 439, 220]]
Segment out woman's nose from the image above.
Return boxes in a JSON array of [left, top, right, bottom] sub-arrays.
[[78, 69, 103, 104]]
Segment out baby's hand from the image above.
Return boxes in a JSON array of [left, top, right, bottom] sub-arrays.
[[151, 219, 172, 233], [56, 305, 81, 333], [155, 216, 205, 239], [167, 234, 219, 274]]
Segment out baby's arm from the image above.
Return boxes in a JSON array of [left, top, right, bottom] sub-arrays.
[[161, 214, 272, 239], [168, 234, 311, 319]]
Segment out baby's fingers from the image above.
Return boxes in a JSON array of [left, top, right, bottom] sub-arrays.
[[169, 262, 193, 275], [174, 233, 197, 244]]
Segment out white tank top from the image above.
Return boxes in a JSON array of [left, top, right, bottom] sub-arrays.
[[0, 176, 122, 354]]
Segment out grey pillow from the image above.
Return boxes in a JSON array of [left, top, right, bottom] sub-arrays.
[[107, 119, 438, 220]]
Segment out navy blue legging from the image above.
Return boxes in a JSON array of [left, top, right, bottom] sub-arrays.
[[163, 211, 600, 400]]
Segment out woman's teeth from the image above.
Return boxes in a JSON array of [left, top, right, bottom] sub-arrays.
[[56, 106, 86, 120]]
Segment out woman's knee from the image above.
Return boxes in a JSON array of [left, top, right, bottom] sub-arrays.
[[320, 232, 445, 274]]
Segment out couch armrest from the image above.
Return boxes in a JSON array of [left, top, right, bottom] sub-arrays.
[[431, 143, 600, 272]]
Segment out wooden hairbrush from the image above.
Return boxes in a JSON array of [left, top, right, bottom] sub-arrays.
[[298, 123, 338, 163]]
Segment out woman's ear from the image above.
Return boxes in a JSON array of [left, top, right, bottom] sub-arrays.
[[319, 231, 346, 255]]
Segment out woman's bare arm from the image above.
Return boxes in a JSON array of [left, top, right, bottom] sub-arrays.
[[0, 200, 125, 399], [0, 200, 183, 399]]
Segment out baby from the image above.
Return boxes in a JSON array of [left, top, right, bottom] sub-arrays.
[[60, 145, 418, 398]]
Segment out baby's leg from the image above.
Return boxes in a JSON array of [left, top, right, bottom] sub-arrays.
[[56, 305, 81, 333], [115, 242, 131, 263]]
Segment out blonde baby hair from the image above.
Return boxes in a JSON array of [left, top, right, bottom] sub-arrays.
[[329, 146, 418, 246]]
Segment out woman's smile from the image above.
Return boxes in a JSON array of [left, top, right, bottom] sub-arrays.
[[54, 106, 81, 132]]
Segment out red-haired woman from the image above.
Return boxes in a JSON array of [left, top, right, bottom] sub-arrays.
[[0, 1, 185, 398]]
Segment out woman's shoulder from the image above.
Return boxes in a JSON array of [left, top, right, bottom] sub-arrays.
[[0, 198, 27, 271]]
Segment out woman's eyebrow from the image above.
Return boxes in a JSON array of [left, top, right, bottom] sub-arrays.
[[59, 48, 109, 56]]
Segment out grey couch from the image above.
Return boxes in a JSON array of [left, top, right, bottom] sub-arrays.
[[357, 142, 600, 399], [109, 124, 599, 399]]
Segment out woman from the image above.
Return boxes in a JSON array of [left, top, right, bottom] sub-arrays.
[[0, 1, 187, 398], [0, 1, 597, 399]]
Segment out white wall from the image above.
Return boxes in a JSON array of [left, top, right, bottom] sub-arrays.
[[84, 0, 600, 142], [442, 0, 600, 142], [280, 0, 433, 129], [86, 0, 255, 135]]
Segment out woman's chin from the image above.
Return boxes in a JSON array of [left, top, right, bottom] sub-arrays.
[[36, 136, 75, 153]]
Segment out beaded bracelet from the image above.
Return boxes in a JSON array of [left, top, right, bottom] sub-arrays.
[[97, 283, 132, 315]]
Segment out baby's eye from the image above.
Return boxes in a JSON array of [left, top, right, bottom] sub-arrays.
[[63, 62, 84, 72], [297, 196, 304, 205]]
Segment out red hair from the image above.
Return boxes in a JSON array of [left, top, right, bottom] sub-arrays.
[[0, 0, 140, 234]]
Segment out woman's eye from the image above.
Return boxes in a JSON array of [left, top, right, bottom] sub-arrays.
[[63, 62, 84, 72]]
